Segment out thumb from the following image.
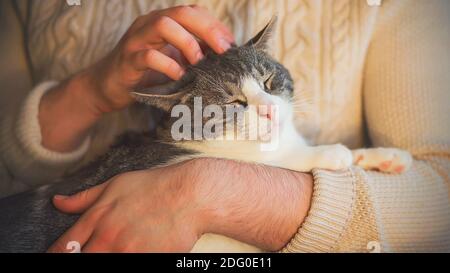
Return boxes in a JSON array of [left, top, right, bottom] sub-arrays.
[[53, 182, 110, 214]]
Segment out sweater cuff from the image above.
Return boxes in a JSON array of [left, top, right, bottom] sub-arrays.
[[281, 168, 356, 253], [15, 81, 91, 165]]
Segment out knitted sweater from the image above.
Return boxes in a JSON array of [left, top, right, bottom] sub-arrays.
[[1, 0, 449, 252]]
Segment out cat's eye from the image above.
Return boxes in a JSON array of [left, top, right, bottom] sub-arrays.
[[264, 74, 275, 91], [230, 99, 248, 107]]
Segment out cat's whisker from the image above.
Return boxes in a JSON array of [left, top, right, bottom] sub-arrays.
[[291, 101, 313, 106], [290, 96, 315, 104], [291, 100, 310, 104], [292, 102, 314, 109], [291, 102, 314, 107]]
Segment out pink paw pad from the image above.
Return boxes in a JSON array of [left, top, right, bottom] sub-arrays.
[[378, 161, 392, 171], [394, 165, 405, 173], [355, 155, 364, 164]]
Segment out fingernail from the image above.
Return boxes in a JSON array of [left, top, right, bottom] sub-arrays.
[[178, 69, 185, 79], [196, 51, 204, 63], [54, 195, 68, 200], [218, 38, 231, 53]]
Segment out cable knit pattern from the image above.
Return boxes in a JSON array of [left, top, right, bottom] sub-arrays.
[[1, 0, 450, 252]]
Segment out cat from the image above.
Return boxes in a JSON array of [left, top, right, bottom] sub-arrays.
[[0, 18, 412, 253]]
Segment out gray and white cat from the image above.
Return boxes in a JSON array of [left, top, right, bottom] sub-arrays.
[[0, 18, 412, 253]]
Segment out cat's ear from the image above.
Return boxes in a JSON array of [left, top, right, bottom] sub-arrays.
[[131, 81, 188, 111], [244, 16, 277, 54]]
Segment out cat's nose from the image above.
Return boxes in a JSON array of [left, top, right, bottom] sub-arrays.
[[257, 104, 274, 120]]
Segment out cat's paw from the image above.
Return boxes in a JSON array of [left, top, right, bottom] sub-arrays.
[[353, 148, 412, 174], [315, 144, 353, 171]]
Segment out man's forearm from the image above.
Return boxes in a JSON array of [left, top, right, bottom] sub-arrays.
[[190, 158, 313, 251]]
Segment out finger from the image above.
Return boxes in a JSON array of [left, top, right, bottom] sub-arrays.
[[47, 208, 104, 253], [131, 49, 184, 80], [166, 5, 234, 41], [81, 213, 125, 253], [53, 182, 110, 214], [160, 44, 189, 68], [82, 239, 109, 253], [188, 5, 235, 40], [154, 16, 204, 64], [133, 16, 203, 65], [160, 5, 234, 54], [82, 228, 120, 253]]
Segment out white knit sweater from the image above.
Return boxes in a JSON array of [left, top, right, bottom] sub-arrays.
[[1, 0, 449, 252]]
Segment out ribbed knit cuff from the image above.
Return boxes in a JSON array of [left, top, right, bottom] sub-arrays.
[[281, 168, 356, 253], [15, 81, 91, 165]]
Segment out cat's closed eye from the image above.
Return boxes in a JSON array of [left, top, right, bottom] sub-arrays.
[[229, 99, 248, 107], [264, 73, 275, 91]]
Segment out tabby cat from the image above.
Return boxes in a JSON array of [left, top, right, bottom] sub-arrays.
[[0, 18, 411, 253]]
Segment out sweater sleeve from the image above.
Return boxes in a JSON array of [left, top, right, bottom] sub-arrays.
[[282, 0, 450, 252], [0, 81, 91, 192]]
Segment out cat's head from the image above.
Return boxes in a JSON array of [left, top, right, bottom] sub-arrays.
[[133, 17, 294, 141]]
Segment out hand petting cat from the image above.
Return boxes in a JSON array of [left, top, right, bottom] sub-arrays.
[[38, 5, 234, 152], [48, 159, 313, 252]]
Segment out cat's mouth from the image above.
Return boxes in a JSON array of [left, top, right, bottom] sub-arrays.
[[254, 104, 284, 142]]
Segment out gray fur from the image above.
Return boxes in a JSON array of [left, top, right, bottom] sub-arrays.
[[0, 18, 294, 252]]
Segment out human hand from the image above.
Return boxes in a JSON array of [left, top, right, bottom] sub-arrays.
[[48, 163, 201, 252], [39, 6, 234, 152], [49, 159, 313, 253], [83, 5, 234, 113]]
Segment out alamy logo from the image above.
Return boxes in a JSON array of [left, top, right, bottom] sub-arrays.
[[66, 0, 81, 6], [66, 241, 81, 253], [170, 98, 280, 151], [367, 241, 381, 253]]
